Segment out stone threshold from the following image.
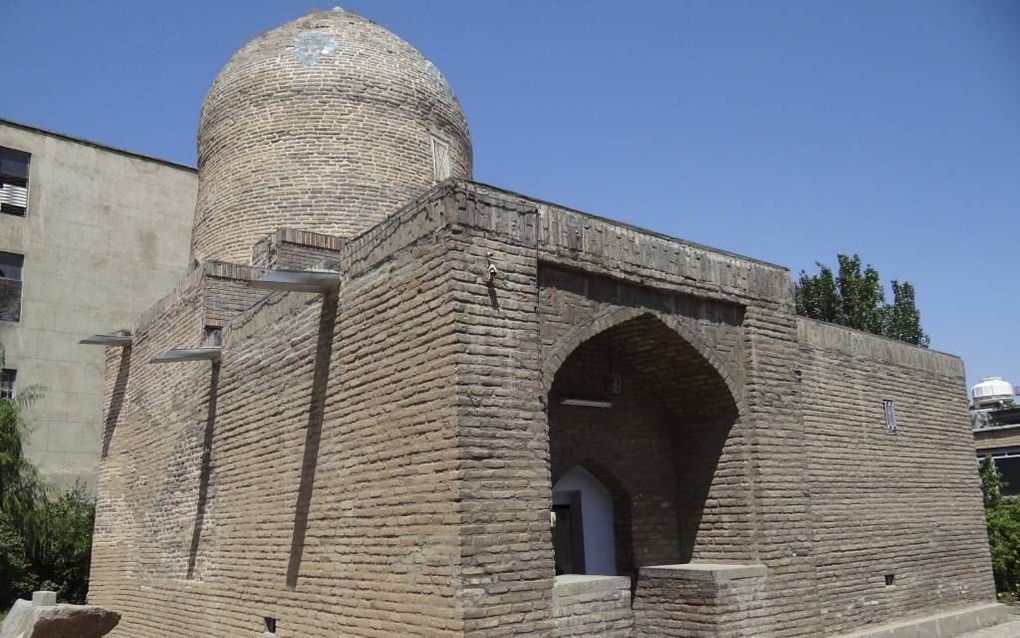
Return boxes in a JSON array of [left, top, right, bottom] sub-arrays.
[[836, 603, 1011, 638], [553, 574, 631, 598]]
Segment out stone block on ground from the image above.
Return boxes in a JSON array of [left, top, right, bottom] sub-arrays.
[[0, 599, 120, 638]]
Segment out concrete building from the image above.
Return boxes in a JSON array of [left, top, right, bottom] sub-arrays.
[[88, 9, 1005, 638], [971, 377, 1020, 493], [0, 119, 196, 488]]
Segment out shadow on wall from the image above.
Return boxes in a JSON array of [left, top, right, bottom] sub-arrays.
[[674, 412, 737, 564], [187, 361, 221, 580], [101, 346, 132, 459], [286, 291, 339, 588]]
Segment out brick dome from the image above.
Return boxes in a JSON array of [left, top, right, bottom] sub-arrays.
[[190, 8, 472, 264]]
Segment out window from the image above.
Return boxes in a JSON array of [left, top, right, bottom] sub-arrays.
[[431, 135, 451, 182], [0, 251, 24, 281], [979, 449, 1020, 496], [0, 147, 30, 217], [0, 369, 15, 399], [0, 251, 24, 322], [883, 399, 898, 433]]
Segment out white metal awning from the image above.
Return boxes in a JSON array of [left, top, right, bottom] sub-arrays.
[[247, 269, 340, 294], [151, 347, 222, 364], [79, 333, 133, 347]]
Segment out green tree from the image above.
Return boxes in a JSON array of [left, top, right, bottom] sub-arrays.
[[795, 264, 842, 323], [0, 345, 96, 610], [836, 254, 886, 335], [884, 280, 930, 347], [795, 253, 929, 347], [980, 457, 1020, 596], [0, 372, 45, 545], [0, 510, 35, 606], [982, 456, 1006, 510]]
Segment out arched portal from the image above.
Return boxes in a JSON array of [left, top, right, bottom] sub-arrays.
[[547, 312, 742, 577]]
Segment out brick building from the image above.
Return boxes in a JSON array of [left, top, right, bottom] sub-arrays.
[[89, 8, 1003, 637]]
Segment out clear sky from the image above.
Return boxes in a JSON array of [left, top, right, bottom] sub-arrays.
[[5, 0, 1019, 391]]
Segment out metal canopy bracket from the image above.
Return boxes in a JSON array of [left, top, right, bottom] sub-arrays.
[[248, 269, 341, 294], [560, 398, 613, 409], [79, 334, 133, 347], [151, 347, 223, 364]]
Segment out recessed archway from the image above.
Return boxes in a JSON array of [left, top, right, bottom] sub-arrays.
[[547, 312, 743, 577]]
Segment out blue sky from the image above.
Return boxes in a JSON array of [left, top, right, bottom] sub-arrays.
[[5, 0, 1019, 391]]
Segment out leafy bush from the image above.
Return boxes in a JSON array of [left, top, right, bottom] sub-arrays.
[[0, 510, 36, 604], [980, 457, 1020, 595], [0, 345, 95, 611], [26, 486, 95, 604]]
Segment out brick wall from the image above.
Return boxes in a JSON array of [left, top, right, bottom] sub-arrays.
[[798, 318, 995, 635], [200, 262, 265, 327], [974, 427, 1020, 451], [90, 180, 997, 638], [90, 270, 211, 608], [250, 228, 347, 271], [552, 576, 632, 637], [92, 190, 467, 636], [633, 565, 768, 637]]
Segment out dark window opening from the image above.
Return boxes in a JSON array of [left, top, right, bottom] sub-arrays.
[[0, 251, 24, 281], [552, 491, 585, 575], [986, 454, 1020, 497], [203, 325, 223, 347], [0, 147, 30, 217], [884, 573, 895, 586], [0, 251, 24, 322], [0, 369, 15, 399], [264, 617, 277, 635]]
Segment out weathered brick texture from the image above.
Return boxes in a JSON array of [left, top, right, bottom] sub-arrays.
[[974, 427, 1020, 451], [798, 318, 995, 634], [93, 196, 466, 636], [553, 576, 632, 637], [190, 8, 471, 264], [443, 183, 820, 636], [633, 565, 768, 637], [91, 181, 997, 638], [250, 228, 347, 270]]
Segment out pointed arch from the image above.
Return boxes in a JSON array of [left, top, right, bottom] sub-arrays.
[[541, 308, 743, 413], [545, 307, 749, 575]]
